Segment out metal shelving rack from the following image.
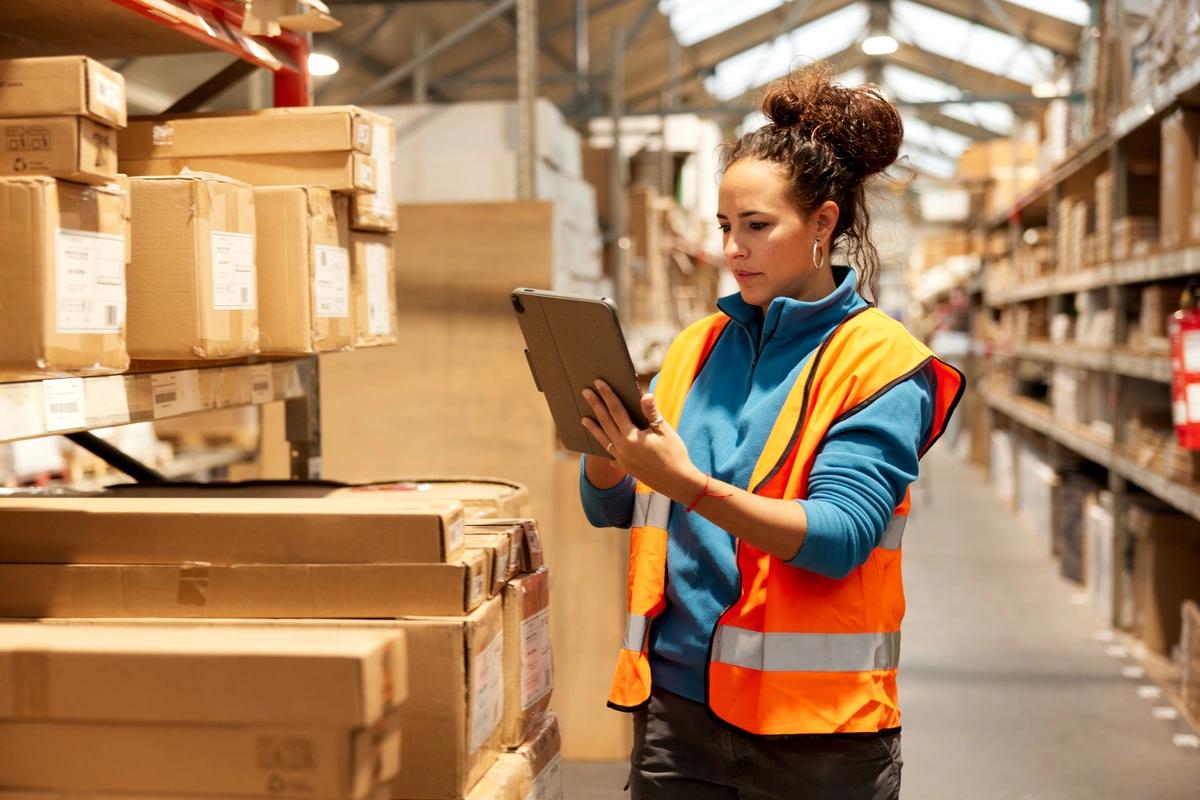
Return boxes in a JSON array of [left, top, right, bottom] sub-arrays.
[[978, 0, 1200, 630], [0, 0, 322, 482]]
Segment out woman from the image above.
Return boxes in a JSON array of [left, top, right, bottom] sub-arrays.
[[578, 63, 964, 800]]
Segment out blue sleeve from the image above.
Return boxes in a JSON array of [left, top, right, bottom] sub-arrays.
[[789, 370, 934, 579], [577, 373, 659, 529]]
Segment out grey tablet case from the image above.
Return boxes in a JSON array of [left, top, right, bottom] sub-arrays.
[[511, 287, 648, 457]]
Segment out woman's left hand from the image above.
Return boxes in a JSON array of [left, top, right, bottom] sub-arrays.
[[581, 380, 703, 502]]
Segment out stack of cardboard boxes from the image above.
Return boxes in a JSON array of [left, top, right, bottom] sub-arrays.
[[0, 478, 562, 799]]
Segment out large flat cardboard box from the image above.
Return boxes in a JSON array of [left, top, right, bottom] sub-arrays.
[[511, 712, 564, 800], [350, 114, 397, 232], [501, 568, 553, 747], [0, 116, 118, 184], [0, 56, 126, 127], [0, 716, 400, 799], [128, 173, 258, 359], [0, 622, 404, 726], [347, 477, 532, 520], [1161, 109, 1200, 251], [349, 229, 398, 347], [0, 176, 129, 378], [0, 555, 488, 618], [255, 185, 353, 354], [0, 496, 465, 564], [120, 152, 376, 194]]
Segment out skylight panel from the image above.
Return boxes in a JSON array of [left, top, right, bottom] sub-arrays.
[[660, 0, 785, 48]]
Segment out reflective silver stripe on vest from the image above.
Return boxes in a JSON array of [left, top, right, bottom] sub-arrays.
[[633, 491, 672, 529], [879, 515, 907, 551], [623, 613, 650, 652], [711, 627, 901, 672]]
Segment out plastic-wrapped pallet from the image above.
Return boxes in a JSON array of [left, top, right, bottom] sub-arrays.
[[990, 430, 1015, 505], [1085, 491, 1115, 617], [1017, 445, 1058, 550]]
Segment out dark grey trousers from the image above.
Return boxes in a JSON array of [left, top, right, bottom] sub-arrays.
[[629, 687, 902, 799]]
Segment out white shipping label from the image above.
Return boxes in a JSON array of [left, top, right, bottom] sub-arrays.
[[470, 575, 486, 607], [249, 364, 274, 404], [1187, 384, 1200, 423], [55, 229, 125, 334], [447, 517, 466, 555], [358, 161, 374, 191], [210, 231, 256, 310], [495, 549, 510, 583], [527, 754, 564, 800], [520, 607, 553, 710], [371, 121, 394, 213], [92, 71, 124, 113], [43, 378, 86, 431], [314, 245, 350, 318], [151, 371, 202, 418], [470, 632, 505, 754], [365, 243, 392, 335]]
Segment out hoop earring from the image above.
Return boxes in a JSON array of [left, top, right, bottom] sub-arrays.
[[813, 238, 824, 270]]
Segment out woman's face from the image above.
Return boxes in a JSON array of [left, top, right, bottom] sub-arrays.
[[717, 158, 838, 310]]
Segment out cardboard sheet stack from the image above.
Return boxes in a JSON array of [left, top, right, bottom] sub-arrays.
[[0, 477, 560, 800], [372, 100, 606, 297], [0, 56, 131, 378]]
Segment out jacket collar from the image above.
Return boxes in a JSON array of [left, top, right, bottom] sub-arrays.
[[716, 266, 865, 345]]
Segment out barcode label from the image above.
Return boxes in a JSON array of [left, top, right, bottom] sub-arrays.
[[154, 392, 177, 405], [365, 243, 392, 335], [151, 371, 201, 418], [314, 245, 350, 318], [92, 71, 124, 113], [43, 378, 86, 431], [370, 121, 394, 214], [249, 364, 273, 403], [211, 231, 256, 310], [55, 229, 125, 333]]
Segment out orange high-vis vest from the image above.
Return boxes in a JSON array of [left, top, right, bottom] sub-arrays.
[[608, 306, 964, 735]]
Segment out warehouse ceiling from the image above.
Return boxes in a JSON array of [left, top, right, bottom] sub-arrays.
[[304, 0, 1089, 179]]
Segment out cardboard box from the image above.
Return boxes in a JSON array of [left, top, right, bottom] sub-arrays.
[[0, 56, 126, 127], [1, 116, 117, 184], [511, 712, 564, 800], [255, 185, 353, 354], [0, 717, 399, 799], [121, 153, 375, 195], [1160, 109, 1200, 251], [349, 229, 398, 347], [501, 568, 553, 747], [0, 555, 488, 619], [121, 106, 373, 160], [348, 477, 532, 519], [1129, 503, 1200, 655], [463, 755, 526, 800], [351, 115, 397, 232], [0, 622, 405, 726], [0, 176, 129, 378], [470, 519, 545, 573], [127, 173, 258, 360], [468, 534, 512, 598], [0, 496, 466, 564], [467, 525, 524, 582]]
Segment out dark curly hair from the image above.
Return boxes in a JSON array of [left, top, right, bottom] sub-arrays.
[[723, 62, 904, 302]]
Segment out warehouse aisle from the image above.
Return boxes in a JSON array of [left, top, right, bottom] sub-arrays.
[[564, 448, 1200, 798]]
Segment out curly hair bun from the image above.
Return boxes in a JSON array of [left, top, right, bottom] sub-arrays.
[[761, 62, 903, 178]]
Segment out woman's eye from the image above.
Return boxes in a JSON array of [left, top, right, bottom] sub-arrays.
[[718, 224, 731, 233], [749, 222, 768, 231]]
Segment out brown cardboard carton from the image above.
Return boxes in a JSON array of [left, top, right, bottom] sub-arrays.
[[511, 712, 563, 800], [0, 56, 126, 127], [469, 518, 545, 573], [0, 554, 488, 618], [463, 755, 526, 800], [0, 116, 117, 184], [1129, 503, 1200, 655], [0, 716, 400, 799], [1160, 109, 1200, 251], [344, 477, 532, 519], [127, 173, 258, 359], [120, 152, 376, 194], [0, 176, 129, 378], [255, 186, 353, 354], [350, 114, 397, 232], [0, 622, 405, 726], [0, 496, 466, 564], [467, 533, 511, 598], [469, 529, 521, 583], [349, 229, 398, 347], [121, 106, 373, 159], [501, 568, 553, 747], [35, 600, 507, 800]]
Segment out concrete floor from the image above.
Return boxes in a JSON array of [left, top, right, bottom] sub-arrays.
[[561, 447, 1200, 798]]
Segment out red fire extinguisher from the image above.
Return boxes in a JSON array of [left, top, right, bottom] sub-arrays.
[[1169, 281, 1200, 449]]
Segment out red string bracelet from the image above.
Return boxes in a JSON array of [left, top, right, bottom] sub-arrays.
[[685, 473, 732, 512]]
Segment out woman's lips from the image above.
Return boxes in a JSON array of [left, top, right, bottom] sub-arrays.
[[733, 270, 761, 282]]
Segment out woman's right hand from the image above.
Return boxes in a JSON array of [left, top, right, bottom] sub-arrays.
[[583, 451, 628, 490]]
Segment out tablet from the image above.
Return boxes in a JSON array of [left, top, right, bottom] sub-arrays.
[[511, 287, 649, 457]]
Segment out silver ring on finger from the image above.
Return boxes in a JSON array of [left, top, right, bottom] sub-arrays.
[[606, 441, 615, 454]]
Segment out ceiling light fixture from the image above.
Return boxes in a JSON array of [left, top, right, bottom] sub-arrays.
[[1032, 81, 1058, 98], [308, 53, 340, 77], [862, 34, 899, 56]]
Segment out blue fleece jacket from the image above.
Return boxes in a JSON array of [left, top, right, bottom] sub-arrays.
[[579, 267, 934, 703]]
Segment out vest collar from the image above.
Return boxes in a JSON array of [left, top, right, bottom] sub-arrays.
[[716, 266, 863, 345]]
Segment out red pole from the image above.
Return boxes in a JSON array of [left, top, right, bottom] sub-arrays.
[[273, 34, 311, 107]]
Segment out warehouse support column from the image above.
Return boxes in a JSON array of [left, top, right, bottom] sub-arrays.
[[286, 357, 322, 479], [516, 0, 539, 200], [1107, 134, 1130, 629], [413, 30, 430, 103], [574, 0, 589, 108], [609, 27, 627, 312]]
